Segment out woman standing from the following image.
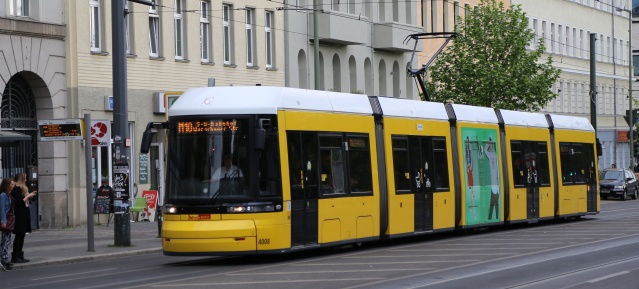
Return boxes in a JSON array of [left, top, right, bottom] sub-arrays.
[[11, 173, 36, 263], [0, 178, 16, 271]]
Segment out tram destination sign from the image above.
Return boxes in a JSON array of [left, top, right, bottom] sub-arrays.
[[38, 119, 84, 141]]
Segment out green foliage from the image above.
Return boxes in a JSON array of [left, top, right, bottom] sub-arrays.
[[425, 0, 561, 110]]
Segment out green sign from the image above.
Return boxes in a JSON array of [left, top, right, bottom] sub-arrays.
[[139, 153, 149, 184]]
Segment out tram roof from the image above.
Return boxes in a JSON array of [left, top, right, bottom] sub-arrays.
[[451, 103, 499, 124], [548, 114, 595, 131], [168, 86, 373, 117], [499, 109, 549, 128], [377, 97, 448, 120]]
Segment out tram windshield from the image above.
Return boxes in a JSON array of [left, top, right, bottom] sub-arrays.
[[165, 117, 281, 203]]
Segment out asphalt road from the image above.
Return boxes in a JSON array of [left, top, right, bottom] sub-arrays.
[[3, 199, 639, 289]]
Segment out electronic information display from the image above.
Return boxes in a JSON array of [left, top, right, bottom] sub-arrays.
[[38, 119, 84, 141]]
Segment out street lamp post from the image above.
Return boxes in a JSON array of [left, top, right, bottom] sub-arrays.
[[618, 7, 634, 168]]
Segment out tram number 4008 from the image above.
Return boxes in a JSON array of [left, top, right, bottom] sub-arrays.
[[258, 238, 271, 245]]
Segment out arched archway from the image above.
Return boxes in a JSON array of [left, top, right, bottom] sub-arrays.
[[364, 58, 373, 95], [349, 56, 357, 93], [332, 54, 341, 92], [378, 60, 387, 96], [392, 61, 400, 97], [319, 52, 325, 90], [406, 62, 414, 99], [298, 49, 308, 89], [1, 73, 39, 178]]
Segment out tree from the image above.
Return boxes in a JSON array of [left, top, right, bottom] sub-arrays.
[[424, 0, 561, 110]]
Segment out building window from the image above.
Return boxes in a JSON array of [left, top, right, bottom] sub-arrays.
[[149, 0, 161, 58], [558, 24, 563, 55], [551, 23, 555, 53], [174, 0, 184, 60], [200, 1, 211, 63], [572, 28, 577, 57], [9, 0, 29, 16], [223, 4, 233, 65], [245, 8, 255, 66], [580, 29, 584, 58], [541, 20, 547, 52], [265, 11, 274, 68], [90, 0, 102, 52], [453, 1, 460, 28], [565, 26, 570, 56]]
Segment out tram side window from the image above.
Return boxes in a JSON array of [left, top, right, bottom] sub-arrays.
[[510, 140, 551, 187], [560, 142, 594, 185], [391, 135, 449, 193], [288, 133, 304, 200], [320, 135, 345, 195], [258, 133, 281, 196], [572, 144, 585, 183], [287, 132, 319, 200], [511, 142, 524, 187], [347, 136, 373, 194], [537, 143, 550, 185], [392, 137, 411, 193], [432, 138, 449, 190]]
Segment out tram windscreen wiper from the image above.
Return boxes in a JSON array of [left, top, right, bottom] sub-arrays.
[[207, 170, 240, 204]]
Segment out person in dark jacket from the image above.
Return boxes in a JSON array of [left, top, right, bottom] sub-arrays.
[[10, 173, 36, 263], [0, 178, 16, 270]]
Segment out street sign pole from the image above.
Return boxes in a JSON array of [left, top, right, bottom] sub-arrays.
[[112, 0, 130, 246]]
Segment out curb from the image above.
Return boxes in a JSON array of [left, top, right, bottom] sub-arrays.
[[10, 247, 163, 270]]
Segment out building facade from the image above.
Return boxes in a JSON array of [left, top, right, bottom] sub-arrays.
[[284, 0, 423, 99], [0, 0, 285, 228], [61, 0, 285, 228], [421, 0, 632, 171], [0, 0, 66, 228], [515, 0, 633, 170]]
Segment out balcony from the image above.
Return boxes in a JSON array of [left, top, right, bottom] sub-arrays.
[[313, 11, 368, 45], [372, 22, 424, 53]]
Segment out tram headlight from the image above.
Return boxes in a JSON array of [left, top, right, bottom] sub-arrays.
[[163, 205, 177, 214], [226, 202, 282, 213]]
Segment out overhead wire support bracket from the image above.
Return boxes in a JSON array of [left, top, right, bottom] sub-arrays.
[[405, 32, 456, 101]]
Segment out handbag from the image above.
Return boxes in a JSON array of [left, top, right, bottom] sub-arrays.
[[1, 212, 14, 233]]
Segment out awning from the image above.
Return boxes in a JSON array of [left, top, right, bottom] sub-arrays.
[[0, 130, 32, 147]]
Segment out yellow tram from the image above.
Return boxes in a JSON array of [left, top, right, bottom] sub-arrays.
[[141, 86, 599, 256]]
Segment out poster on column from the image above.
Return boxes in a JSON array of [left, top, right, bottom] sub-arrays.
[[140, 190, 159, 222]]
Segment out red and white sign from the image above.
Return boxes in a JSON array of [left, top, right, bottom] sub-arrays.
[[90, 120, 111, 146], [139, 190, 159, 222]]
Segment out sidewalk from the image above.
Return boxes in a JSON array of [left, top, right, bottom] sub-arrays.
[[8, 219, 162, 270]]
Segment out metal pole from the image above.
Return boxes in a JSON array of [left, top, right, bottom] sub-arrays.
[[313, 0, 320, 90], [590, 33, 597, 133], [84, 114, 94, 252], [112, 0, 130, 246], [628, 11, 634, 169]]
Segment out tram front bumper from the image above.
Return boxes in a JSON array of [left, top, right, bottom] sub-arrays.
[[162, 219, 257, 254]]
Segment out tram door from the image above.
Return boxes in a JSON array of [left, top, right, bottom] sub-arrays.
[[526, 164, 540, 219], [288, 132, 319, 247], [410, 137, 433, 232]]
